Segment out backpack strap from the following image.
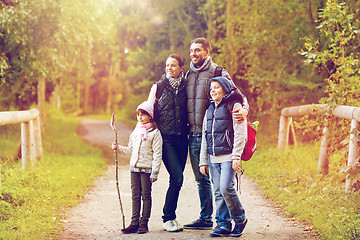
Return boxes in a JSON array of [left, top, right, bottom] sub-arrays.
[[214, 66, 224, 77]]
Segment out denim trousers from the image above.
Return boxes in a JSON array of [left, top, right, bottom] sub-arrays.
[[130, 171, 152, 226], [162, 134, 188, 222], [209, 161, 246, 231], [189, 136, 213, 223]]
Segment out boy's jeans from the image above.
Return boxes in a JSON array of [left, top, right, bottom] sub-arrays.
[[189, 136, 213, 223], [209, 161, 246, 231]]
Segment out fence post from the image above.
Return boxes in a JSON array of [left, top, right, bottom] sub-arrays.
[[33, 116, 42, 161], [345, 119, 360, 193], [278, 115, 291, 151], [318, 126, 329, 174], [21, 121, 34, 169]]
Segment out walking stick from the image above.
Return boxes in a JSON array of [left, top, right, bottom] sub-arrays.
[[110, 113, 126, 229]]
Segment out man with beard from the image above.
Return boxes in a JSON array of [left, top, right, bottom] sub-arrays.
[[183, 37, 249, 232]]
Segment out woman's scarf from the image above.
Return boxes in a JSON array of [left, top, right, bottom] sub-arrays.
[[168, 72, 184, 93], [139, 122, 153, 141]]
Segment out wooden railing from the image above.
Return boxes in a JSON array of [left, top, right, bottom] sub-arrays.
[[278, 104, 360, 192], [0, 108, 42, 169]]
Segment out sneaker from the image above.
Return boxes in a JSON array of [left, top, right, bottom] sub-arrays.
[[183, 219, 213, 229], [163, 220, 182, 232], [209, 226, 231, 237], [174, 219, 184, 231], [230, 218, 248, 237]]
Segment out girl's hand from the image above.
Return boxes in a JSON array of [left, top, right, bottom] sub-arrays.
[[150, 178, 157, 183], [232, 159, 241, 172], [111, 143, 118, 150], [200, 165, 209, 176]]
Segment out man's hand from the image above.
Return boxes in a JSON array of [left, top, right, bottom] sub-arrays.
[[200, 165, 209, 176], [232, 107, 248, 123]]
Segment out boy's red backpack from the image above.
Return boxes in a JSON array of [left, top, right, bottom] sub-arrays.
[[241, 118, 257, 161]]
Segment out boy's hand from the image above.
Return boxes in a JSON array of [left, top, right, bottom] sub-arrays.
[[232, 107, 248, 123], [111, 143, 118, 150], [232, 159, 241, 172], [200, 165, 209, 176]]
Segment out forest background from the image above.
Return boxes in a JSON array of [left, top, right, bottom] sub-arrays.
[[1, 0, 359, 128], [3, 0, 359, 120]]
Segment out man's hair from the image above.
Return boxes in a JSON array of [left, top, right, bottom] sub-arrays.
[[191, 37, 211, 52], [168, 54, 185, 68]]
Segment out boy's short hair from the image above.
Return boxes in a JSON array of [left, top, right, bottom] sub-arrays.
[[191, 37, 211, 52]]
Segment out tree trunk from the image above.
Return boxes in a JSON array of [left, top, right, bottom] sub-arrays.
[[83, 81, 90, 114], [76, 81, 81, 114], [226, 0, 235, 76], [52, 78, 61, 109], [106, 61, 117, 115]]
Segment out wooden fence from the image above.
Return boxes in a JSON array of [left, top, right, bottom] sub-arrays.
[[278, 104, 360, 192], [0, 108, 42, 169]]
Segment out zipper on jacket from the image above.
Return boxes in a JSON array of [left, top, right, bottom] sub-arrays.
[[193, 72, 199, 133], [211, 104, 217, 155]]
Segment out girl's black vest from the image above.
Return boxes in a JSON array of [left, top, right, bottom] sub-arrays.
[[206, 101, 234, 156], [154, 75, 188, 136]]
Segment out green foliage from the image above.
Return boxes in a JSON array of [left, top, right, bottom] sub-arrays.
[[0, 109, 106, 239], [245, 142, 360, 239], [302, 0, 360, 107], [300, 0, 360, 172]]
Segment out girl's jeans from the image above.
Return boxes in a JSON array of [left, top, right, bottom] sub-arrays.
[[209, 161, 246, 231], [162, 134, 188, 222], [130, 171, 152, 226]]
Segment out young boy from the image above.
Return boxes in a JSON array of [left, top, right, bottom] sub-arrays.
[[199, 76, 248, 238]]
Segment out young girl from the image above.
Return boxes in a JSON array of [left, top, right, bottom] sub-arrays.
[[112, 101, 163, 234], [199, 76, 248, 238]]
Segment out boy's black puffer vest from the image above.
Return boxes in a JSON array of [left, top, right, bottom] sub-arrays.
[[206, 101, 234, 156], [154, 74, 188, 136]]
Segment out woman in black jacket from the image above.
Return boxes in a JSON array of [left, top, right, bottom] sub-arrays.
[[147, 54, 188, 232]]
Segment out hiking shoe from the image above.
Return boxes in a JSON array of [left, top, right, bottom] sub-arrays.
[[137, 224, 149, 234], [163, 220, 183, 232], [209, 226, 231, 237], [230, 218, 248, 237], [183, 219, 213, 229], [121, 224, 139, 234]]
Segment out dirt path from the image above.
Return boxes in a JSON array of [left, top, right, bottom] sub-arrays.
[[60, 119, 316, 240]]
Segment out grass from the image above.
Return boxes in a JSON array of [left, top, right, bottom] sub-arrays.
[[244, 132, 360, 239], [0, 108, 107, 239]]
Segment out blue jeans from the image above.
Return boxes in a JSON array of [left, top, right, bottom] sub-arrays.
[[209, 161, 246, 231], [162, 135, 188, 222], [189, 136, 213, 223]]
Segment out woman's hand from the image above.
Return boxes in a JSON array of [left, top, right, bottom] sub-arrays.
[[111, 142, 118, 150], [200, 165, 209, 176], [232, 159, 241, 172]]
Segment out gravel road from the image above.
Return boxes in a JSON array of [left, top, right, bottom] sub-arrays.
[[60, 118, 316, 240]]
